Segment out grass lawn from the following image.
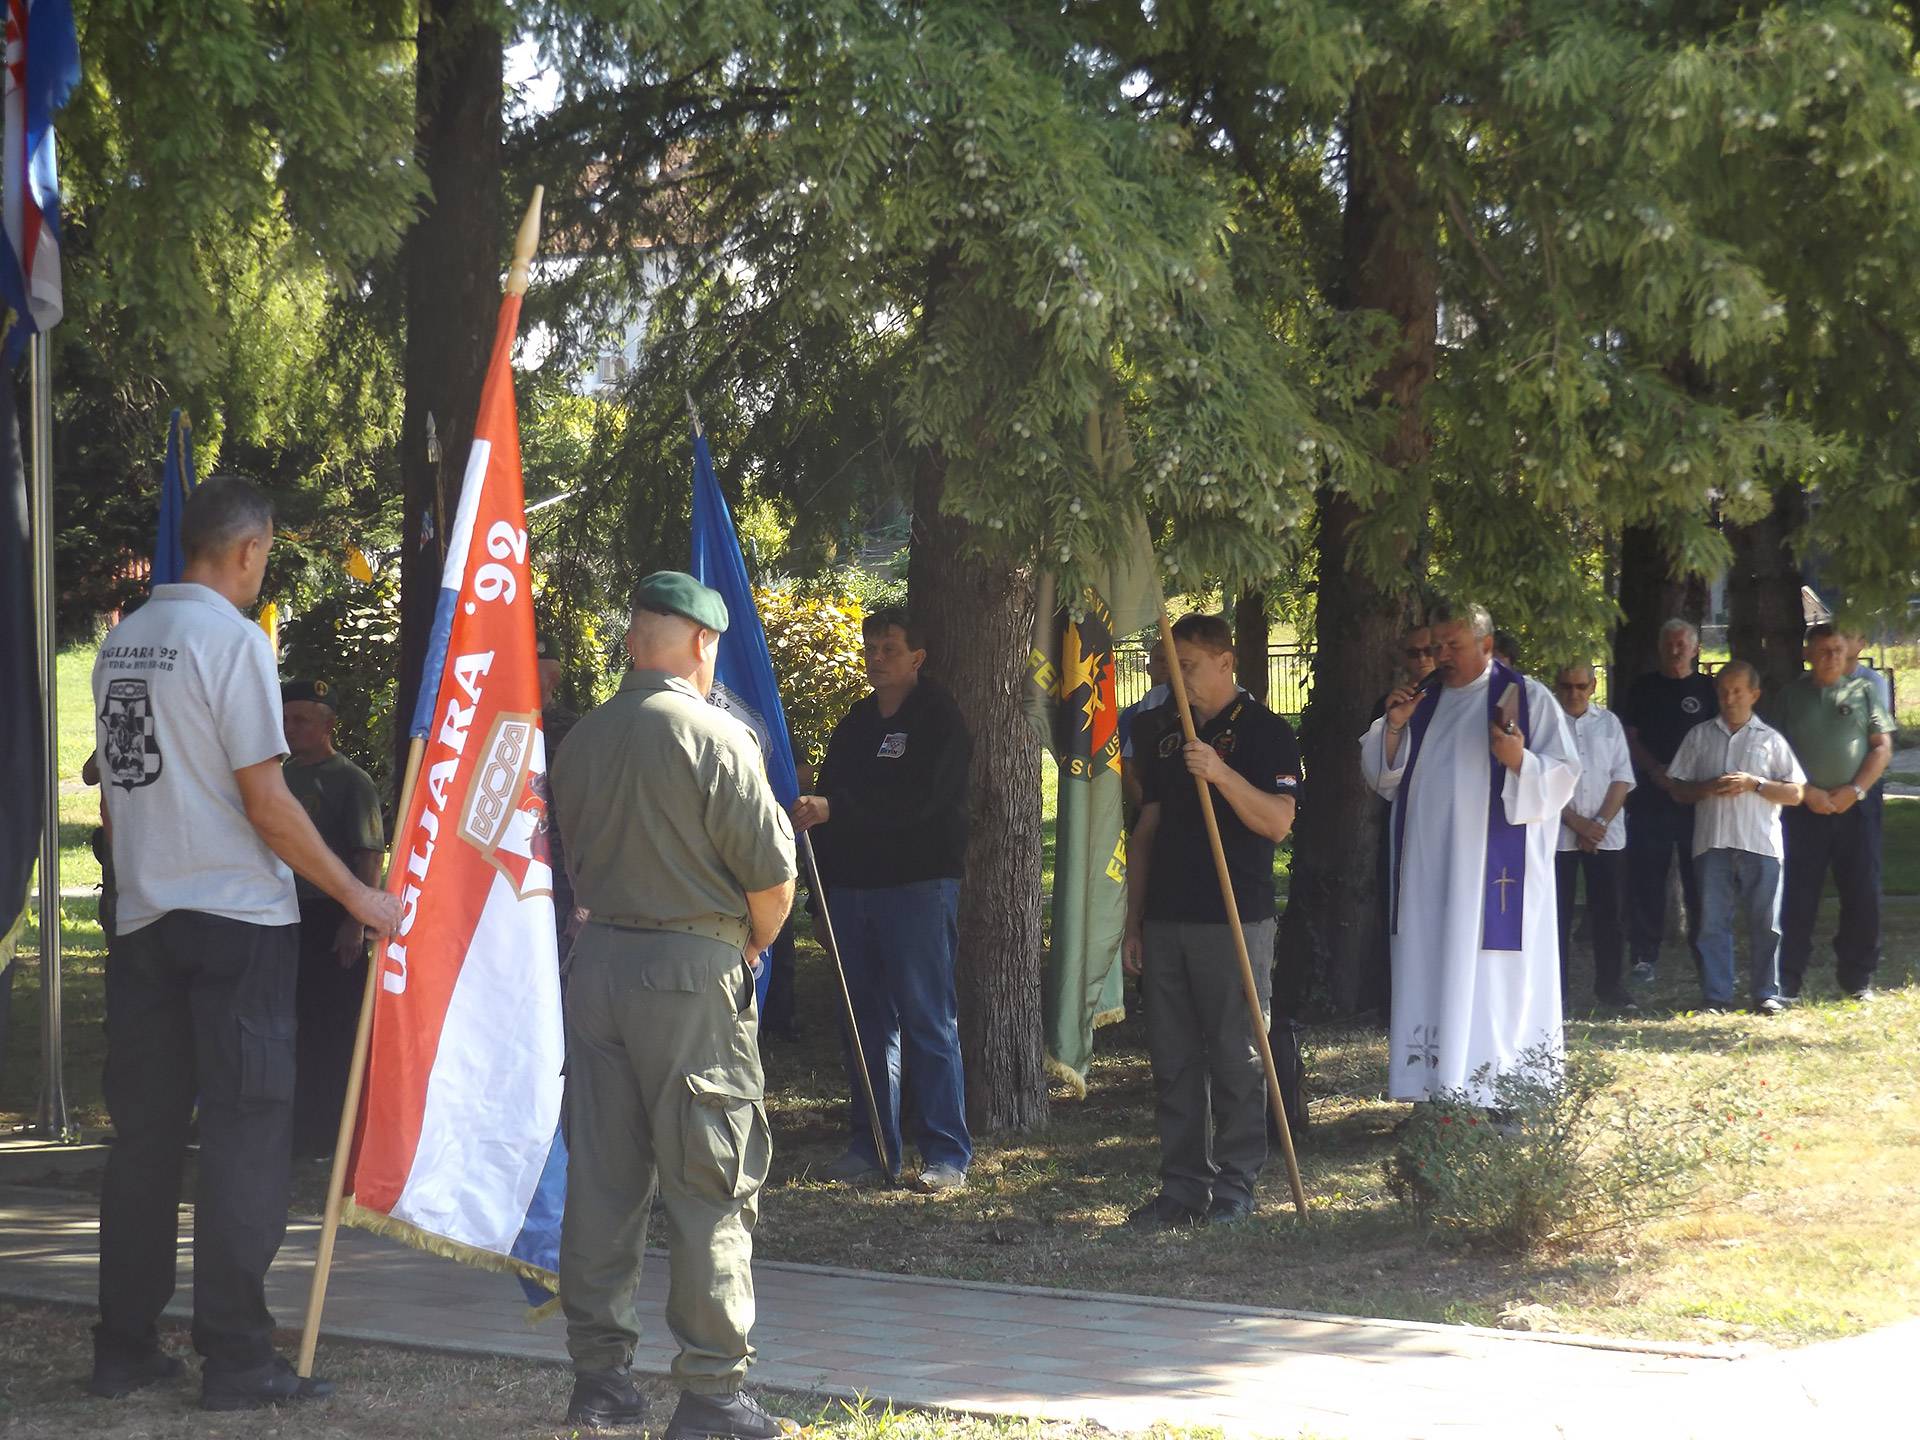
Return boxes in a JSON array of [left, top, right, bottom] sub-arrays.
[[748, 911, 1917, 1349], [0, 1300, 1205, 1440]]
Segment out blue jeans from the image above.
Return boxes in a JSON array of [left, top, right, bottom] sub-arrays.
[[1694, 848, 1782, 1005], [831, 880, 972, 1172]]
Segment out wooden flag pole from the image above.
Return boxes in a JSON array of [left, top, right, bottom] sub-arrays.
[[297, 187, 546, 1378], [797, 833, 896, 1184], [1155, 604, 1309, 1219]]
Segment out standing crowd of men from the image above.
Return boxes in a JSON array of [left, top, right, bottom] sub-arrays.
[[1550, 618, 1893, 1016], [76, 475, 1901, 1431]]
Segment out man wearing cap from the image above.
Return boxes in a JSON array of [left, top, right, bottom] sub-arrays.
[[280, 679, 385, 1160], [550, 572, 798, 1440]]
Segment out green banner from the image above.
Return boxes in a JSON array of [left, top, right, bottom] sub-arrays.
[[1027, 552, 1154, 1096]]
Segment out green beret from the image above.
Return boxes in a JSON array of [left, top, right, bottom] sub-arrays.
[[631, 571, 729, 634], [282, 677, 340, 711]]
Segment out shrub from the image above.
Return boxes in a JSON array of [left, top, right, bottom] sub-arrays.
[[759, 583, 867, 769], [1385, 1042, 1770, 1253]]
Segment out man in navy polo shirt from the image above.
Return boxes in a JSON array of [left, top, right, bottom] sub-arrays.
[[1122, 613, 1300, 1229], [1622, 619, 1718, 984], [796, 608, 973, 1193]]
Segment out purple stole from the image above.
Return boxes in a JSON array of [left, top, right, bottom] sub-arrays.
[[1389, 660, 1532, 951]]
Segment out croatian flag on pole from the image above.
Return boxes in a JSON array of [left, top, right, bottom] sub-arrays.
[[689, 425, 799, 1011], [1, 0, 80, 356], [345, 284, 567, 1288]]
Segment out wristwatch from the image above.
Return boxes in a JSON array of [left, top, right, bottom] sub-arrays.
[[1851, 783, 1868, 802]]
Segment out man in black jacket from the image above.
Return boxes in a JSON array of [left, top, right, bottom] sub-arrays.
[[795, 608, 972, 1193]]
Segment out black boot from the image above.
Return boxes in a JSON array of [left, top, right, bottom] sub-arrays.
[[199, 1357, 335, 1412], [566, 1368, 649, 1430], [89, 1345, 184, 1399], [663, 1389, 798, 1440]]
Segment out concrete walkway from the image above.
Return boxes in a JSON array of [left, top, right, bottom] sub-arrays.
[[0, 1177, 1904, 1440]]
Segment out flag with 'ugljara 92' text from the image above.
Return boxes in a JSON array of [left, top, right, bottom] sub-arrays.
[[345, 287, 566, 1291]]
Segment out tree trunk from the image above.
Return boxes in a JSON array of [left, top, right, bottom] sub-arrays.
[[1726, 485, 1808, 698], [1611, 524, 1707, 706], [909, 447, 1047, 1134], [1279, 89, 1436, 1019], [395, 0, 504, 788], [1233, 586, 1269, 702]]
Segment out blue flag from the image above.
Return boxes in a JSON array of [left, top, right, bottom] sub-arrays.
[[152, 410, 194, 587], [688, 426, 799, 1013]]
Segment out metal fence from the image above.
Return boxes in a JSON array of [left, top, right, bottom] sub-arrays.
[[1114, 643, 1314, 721]]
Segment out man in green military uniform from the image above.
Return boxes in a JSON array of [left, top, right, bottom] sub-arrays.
[[280, 679, 384, 1160], [1772, 623, 1895, 1001], [550, 572, 797, 1438]]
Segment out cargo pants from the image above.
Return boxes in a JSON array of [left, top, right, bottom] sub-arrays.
[[558, 926, 771, 1392]]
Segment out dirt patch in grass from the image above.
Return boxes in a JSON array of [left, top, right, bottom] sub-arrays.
[[0, 1301, 1198, 1440]]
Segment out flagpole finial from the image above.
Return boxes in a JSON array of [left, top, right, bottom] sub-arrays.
[[506, 186, 546, 297], [685, 390, 703, 439]]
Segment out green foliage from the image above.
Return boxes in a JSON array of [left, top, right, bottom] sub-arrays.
[[1385, 1042, 1770, 1253], [517, 1, 1381, 600], [49, 1, 419, 635], [759, 584, 867, 769], [277, 565, 401, 799]]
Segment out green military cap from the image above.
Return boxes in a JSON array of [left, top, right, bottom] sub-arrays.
[[632, 570, 729, 634], [282, 677, 340, 710]]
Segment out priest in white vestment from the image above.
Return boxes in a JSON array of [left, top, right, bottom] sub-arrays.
[[1360, 604, 1580, 1106]]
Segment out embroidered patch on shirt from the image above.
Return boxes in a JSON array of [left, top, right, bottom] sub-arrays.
[[1680, 695, 1704, 715], [1213, 732, 1237, 757], [876, 732, 908, 759], [1276, 773, 1301, 793]]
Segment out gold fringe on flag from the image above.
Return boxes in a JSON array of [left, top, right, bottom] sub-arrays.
[[339, 1200, 559, 1298]]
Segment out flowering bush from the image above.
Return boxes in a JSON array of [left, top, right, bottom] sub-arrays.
[[759, 584, 868, 770], [1385, 1042, 1770, 1253]]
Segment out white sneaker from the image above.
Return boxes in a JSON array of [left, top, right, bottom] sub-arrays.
[[914, 1163, 967, 1193]]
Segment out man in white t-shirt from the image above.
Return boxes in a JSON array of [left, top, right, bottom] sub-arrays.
[[1552, 663, 1636, 1010], [90, 476, 400, 1411], [1667, 662, 1805, 1014]]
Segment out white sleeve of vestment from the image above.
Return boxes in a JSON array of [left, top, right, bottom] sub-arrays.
[[1359, 715, 1405, 799], [1503, 679, 1580, 824]]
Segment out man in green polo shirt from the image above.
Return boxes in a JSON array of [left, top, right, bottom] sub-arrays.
[[1771, 623, 1895, 1001], [549, 572, 798, 1440], [280, 678, 385, 1160]]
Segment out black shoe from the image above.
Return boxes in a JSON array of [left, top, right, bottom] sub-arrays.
[[1205, 1194, 1255, 1225], [1780, 980, 1802, 1001], [1595, 989, 1639, 1012], [200, 1357, 335, 1412], [1844, 985, 1876, 1002], [1123, 1194, 1206, 1231], [567, 1368, 649, 1429], [1753, 996, 1785, 1016], [663, 1389, 798, 1440], [89, 1347, 184, 1398]]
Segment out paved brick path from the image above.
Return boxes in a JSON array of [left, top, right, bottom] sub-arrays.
[[0, 1176, 1904, 1439]]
